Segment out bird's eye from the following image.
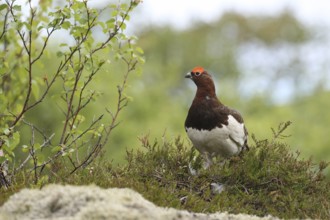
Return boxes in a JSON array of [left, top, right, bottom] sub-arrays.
[[195, 72, 201, 76]]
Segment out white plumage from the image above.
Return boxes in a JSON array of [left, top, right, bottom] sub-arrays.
[[186, 115, 246, 168]]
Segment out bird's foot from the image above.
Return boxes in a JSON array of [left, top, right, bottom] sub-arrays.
[[210, 182, 226, 194]]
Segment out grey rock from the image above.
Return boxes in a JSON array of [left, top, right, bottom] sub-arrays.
[[0, 184, 280, 220]]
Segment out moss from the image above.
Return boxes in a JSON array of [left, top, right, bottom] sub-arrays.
[[1, 123, 329, 219]]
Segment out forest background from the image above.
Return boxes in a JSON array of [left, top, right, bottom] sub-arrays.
[[1, 0, 330, 178]]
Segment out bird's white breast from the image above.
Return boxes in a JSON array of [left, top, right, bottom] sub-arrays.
[[186, 115, 246, 157]]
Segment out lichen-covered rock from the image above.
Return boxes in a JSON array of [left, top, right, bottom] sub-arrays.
[[0, 185, 279, 220]]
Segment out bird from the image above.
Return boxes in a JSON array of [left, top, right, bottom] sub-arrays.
[[184, 66, 248, 168]]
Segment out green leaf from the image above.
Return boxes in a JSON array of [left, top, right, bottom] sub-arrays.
[[123, 14, 130, 21], [114, 53, 122, 60], [61, 7, 71, 18], [34, 143, 41, 150], [120, 22, 127, 30], [23, 22, 31, 31], [76, 114, 85, 123], [3, 128, 10, 135], [135, 47, 144, 54], [12, 5, 21, 11], [120, 3, 128, 11], [56, 51, 64, 57], [98, 60, 106, 67], [5, 154, 12, 162], [71, 26, 85, 38], [22, 145, 29, 153], [137, 56, 145, 64], [61, 21, 71, 30], [1, 144, 14, 161], [51, 145, 62, 153], [15, 21, 23, 30], [37, 25, 44, 31], [11, 131, 20, 149], [0, 157, 6, 164], [0, 4, 8, 11], [98, 20, 106, 30], [111, 10, 118, 17], [31, 80, 40, 99], [106, 18, 116, 30]]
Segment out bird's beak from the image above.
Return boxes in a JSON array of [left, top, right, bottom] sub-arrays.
[[185, 72, 192, 79]]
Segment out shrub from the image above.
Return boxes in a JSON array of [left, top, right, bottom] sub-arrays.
[[0, 0, 143, 187]]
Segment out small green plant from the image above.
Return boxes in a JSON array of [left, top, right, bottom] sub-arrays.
[[0, 0, 144, 187]]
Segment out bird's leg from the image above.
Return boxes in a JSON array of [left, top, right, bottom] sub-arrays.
[[210, 155, 226, 194], [202, 152, 213, 169]]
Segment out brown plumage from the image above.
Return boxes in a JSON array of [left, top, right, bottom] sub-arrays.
[[185, 66, 248, 168]]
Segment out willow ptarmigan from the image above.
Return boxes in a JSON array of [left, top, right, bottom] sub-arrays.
[[185, 66, 249, 168]]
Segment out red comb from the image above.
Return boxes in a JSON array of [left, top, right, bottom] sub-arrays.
[[192, 66, 205, 73]]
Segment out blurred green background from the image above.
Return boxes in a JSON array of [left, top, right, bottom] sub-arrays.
[[22, 2, 330, 175]]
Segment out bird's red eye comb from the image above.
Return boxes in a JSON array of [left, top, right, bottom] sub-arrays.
[[192, 66, 204, 74]]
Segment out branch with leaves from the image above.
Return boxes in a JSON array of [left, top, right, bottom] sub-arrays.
[[0, 0, 144, 188]]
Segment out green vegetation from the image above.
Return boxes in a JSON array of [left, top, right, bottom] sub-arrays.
[[1, 122, 329, 219], [0, 0, 144, 185], [1, 0, 329, 218]]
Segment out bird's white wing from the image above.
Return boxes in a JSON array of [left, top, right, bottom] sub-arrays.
[[226, 115, 246, 147]]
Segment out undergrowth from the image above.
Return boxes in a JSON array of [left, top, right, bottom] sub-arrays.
[[1, 122, 329, 219]]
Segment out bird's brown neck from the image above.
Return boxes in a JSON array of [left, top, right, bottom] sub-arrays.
[[195, 81, 217, 99], [195, 88, 216, 100]]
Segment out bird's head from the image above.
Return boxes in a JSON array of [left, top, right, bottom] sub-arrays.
[[185, 66, 214, 88], [185, 66, 206, 79]]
